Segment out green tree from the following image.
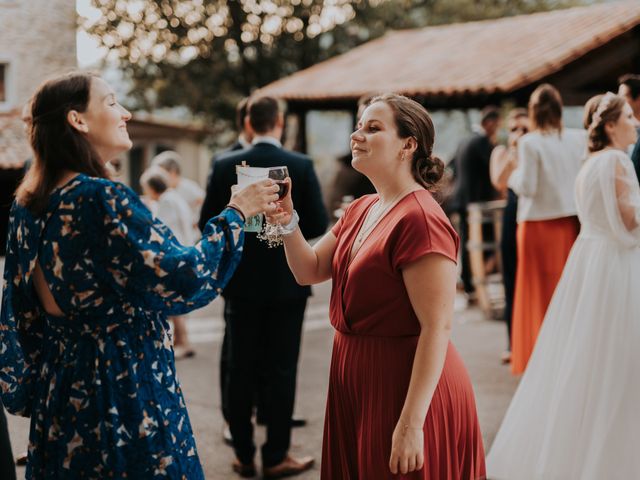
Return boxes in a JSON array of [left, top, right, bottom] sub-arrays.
[[86, 0, 587, 123]]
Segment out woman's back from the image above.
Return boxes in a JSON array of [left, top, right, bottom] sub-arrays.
[[18, 176, 135, 318], [510, 128, 587, 222], [12, 176, 203, 319]]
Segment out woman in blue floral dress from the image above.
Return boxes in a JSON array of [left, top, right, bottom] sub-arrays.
[[0, 72, 279, 479]]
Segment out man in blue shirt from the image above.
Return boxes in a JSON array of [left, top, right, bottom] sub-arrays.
[[618, 74, 640, 181]]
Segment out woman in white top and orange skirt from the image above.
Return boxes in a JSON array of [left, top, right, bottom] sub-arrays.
[[507, 84, 587, 374]]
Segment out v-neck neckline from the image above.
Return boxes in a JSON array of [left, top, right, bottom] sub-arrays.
[[346, 190, 417, 268], [336, 190, 418, 333]]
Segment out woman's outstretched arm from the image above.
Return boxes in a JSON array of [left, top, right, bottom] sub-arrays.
[[269, 177, 337, 285]]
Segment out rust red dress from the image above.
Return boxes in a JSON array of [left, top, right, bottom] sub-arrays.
[[321, 191, 486, 480]]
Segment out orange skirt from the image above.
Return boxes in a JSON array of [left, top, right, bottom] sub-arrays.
[[511, 216, 579, 374]]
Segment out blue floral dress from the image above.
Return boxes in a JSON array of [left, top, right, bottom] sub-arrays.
[[0, 174, 244, 479]]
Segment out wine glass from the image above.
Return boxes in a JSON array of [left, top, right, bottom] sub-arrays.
[[258, 166, 289, 246], [268, 166, 289, 200]]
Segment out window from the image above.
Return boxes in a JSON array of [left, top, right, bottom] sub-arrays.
[[0, 64, 6, 103]]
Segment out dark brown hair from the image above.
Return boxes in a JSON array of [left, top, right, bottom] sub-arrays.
[[481, 105, 500, 124], [16, 72, 109, 214], [583, 93, 626, 153], [619, 74, 640, 100], [369, 94, 444, 191], [529, 84, 563, 133], [247, 96, 280, 134]]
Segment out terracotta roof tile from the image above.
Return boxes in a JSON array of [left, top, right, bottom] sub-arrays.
[[260, 2, 640, 101]]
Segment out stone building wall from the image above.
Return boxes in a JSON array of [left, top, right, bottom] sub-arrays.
[[0, 0, 77, 111]]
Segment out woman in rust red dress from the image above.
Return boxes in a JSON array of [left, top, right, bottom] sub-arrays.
[[268, 94, 485, 479]]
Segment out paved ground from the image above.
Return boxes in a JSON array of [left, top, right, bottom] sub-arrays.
[[6, 280, 519, 479]]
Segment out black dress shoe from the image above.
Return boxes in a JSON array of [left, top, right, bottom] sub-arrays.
[[16, 452, 27, 466], [232, 458, 256, 478]]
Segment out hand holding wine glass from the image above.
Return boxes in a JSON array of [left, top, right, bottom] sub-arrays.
[[266, 177, 293, 226], [229, 179, 280, 219]]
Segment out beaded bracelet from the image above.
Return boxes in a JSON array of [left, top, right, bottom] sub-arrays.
[[280, 210, 300, 236]]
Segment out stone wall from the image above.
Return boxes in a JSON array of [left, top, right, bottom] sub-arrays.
[[0, 0, 77, 110]]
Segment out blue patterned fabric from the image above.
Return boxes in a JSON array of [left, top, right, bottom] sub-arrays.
[[0, 174, 244, 479]]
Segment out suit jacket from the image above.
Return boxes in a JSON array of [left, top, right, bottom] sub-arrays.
[[199, 141, 328, 300], [450, 132, 498, 210], [631, 130, 640, 183]]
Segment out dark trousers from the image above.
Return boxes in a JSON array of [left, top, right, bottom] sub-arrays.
[[220, 327, 267, 423], [501, 190, 518, 350], [225, 297, 307, 467], [0, 405, 16, 480], [458, 208, 474, 294]]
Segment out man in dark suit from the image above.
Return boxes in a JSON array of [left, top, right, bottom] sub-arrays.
[[618, 74, 640, 181], [450, 106, 501, 299], [199, 96, 327, 478]]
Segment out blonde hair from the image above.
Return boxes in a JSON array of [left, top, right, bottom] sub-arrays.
[[583, 93, 626, 153]]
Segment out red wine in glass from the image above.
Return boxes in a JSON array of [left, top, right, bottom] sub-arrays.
[[268, 166, 289, 200], [276, 182, 289, 199]]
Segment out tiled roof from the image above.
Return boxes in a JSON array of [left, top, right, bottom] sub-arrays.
[[0, 111, 30, 168], [260, 1, 640, 101]]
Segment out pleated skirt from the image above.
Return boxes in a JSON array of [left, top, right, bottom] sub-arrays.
[[321, 332, 485, 479], [510, 216, 579, 374]]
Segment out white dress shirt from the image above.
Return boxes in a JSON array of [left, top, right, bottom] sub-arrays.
[[509, 128, 587, 223], [252, 135, 282, 148]]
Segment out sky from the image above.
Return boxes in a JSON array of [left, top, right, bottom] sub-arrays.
[[76, 0, 106, 67]]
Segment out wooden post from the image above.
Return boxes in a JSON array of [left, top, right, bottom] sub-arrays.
[[467, 200, 507, 319]]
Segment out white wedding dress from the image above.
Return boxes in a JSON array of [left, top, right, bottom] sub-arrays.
[[486, 149, 640, 480]]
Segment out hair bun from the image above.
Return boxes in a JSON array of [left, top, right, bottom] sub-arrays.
[[415, 154, 444, 190]]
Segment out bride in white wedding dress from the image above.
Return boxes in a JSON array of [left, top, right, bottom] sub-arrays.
[[487, 92, 640, 480]]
